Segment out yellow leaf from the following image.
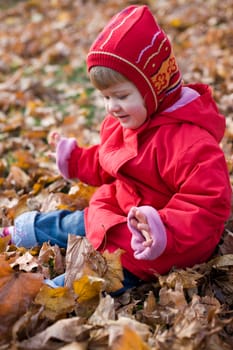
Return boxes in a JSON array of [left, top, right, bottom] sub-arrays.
[[170, 18, 182, 28], [26, 100, 43, 115], [35, 284, 75, 320], [73, 275, 104, 303]]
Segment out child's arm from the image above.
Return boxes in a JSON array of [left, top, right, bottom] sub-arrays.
[[48, 132, 113, 185], [127, 206, 167, 260]]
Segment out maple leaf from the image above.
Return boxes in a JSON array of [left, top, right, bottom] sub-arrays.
[[0, 255, 43, 341]]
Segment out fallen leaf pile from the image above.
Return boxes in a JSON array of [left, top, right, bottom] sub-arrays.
[[0, 0, 233, 349]]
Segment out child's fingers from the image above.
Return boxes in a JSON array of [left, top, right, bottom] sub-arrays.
[[129, 217, 139, 229], [134, 209, 147, 224], [141, 229, 152, 246], [48, 131, 61, 146]]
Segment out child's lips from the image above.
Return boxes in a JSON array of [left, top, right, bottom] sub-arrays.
[[117, 115, 129, 119]]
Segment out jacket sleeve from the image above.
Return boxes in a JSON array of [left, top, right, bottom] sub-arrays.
[[67, 116, 116, 186], [158, 132, 231, 261], [68, 143, 114, 186]]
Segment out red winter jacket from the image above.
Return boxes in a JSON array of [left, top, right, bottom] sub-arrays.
[[68, 84, 231, 280]]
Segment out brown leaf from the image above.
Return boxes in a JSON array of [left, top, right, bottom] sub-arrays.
[[18, 316, 92, 349], [6, 194, 29, 221], [102, 249, 124, 293], [64, 235, 97, 289], [159, 281, 187, 310], [64, 235, 124, 293], [0, 255, 43, 340], [38, 241, 65, 278], [89, 294, 115, 326]]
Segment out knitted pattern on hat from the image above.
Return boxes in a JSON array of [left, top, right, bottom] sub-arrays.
[[87, 5, 182, 115]]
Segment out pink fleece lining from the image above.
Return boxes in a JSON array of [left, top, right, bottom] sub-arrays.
[[164, 86, 200, 112], [56, 137, 77, 179]]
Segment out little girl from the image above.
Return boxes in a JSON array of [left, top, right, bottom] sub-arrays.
[[1, 5, 231, 291]]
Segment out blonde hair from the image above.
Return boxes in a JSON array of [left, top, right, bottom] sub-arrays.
[[89, 66, 128, 90]]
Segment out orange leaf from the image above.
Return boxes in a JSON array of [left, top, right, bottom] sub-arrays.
[[111, 326, 151, 350], [0, 236, 12, 253]]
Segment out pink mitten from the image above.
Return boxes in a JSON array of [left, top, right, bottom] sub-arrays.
[[127, 206, 167, 260], [56, 137, 77, 179]]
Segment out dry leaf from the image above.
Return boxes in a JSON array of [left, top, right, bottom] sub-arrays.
[[89, 294, 115, 324], [73, 275, 104, 303], [110, 326, 151, 350], [18, 316, 92, 349], [10, 251, 38, 272], [0, 256, 43, 339], [34, 284, 75, 320]]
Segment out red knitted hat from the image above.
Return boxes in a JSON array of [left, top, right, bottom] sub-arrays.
[[87, 5, 182, 115]]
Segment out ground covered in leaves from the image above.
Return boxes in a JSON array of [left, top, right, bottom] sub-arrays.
[[0, 0, 233, 349]]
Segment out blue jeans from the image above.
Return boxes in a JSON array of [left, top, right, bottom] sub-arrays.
[[14, 209, 85, 248], [15, 209, 142, 293], [34, 209, 86, 247]]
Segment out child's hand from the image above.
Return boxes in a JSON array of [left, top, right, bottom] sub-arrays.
[[48, 131, 61, 148], [127, 206, 167, 260], [128, 207, 153, 247], [47, 131, 61, 161], [48, 134, 77, 179]]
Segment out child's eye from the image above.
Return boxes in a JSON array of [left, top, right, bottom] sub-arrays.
[[118, 94, 128, 100]]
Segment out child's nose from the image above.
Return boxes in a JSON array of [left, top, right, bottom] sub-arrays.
[[108, 99, 121, 114]]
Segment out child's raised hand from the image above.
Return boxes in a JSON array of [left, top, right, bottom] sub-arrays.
[[127, 206, 167, 260], [47, 133, 78, 179], [48, 131, 61, 149], [47, 131, 62, 161]]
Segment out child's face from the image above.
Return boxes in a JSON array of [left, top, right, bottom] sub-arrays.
[[100, 81, 147, 129]]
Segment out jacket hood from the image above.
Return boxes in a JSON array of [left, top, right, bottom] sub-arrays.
[[87, 5, 182, 116], [152, 84, 226, 142]]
